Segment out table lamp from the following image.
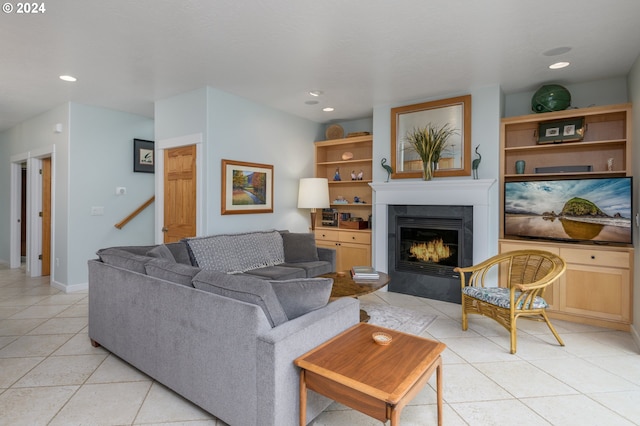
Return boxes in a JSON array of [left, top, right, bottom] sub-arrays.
[[297, 178, 330, 231]]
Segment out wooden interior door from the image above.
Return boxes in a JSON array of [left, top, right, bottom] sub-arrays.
[[163, 145, 197, 243], [41, 157, 51, 276]]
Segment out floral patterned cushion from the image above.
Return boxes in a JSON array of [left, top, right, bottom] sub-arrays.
[[462, 286, 549, 309]]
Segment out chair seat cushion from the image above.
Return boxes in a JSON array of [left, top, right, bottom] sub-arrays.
[[462, 286, 549, 309]]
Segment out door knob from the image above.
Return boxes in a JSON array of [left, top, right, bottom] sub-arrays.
[[161, 227, 168, 233]]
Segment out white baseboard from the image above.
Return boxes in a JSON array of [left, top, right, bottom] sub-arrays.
[[51, 280, 88, 293]]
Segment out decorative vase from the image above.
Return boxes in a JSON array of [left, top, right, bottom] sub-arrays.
[[422, 161, 436, 181], [515, 160, 526, 174]]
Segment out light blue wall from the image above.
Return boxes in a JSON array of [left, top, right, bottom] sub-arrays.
[[0, 102, 153, 289], [627, 55, 640, 339], [155, 87, 323, 236], [68, 104, 154, 286], [323, 117, 374, 137], [370, 86, 503, 255], [155, 87, 208, 141], [504, 77, 629, 117], [207, 87, 322, 234]]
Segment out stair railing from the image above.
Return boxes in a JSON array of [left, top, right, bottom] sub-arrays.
[[114, 196, 155, 229]]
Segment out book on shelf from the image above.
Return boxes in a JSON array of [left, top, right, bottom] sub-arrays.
[[351, 266, 379, 279]]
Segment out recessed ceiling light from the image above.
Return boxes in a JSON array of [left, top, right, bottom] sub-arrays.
[[59, 75, 77, 82], [322, 107, 334, 112], [549, 62, 570, 70], [305, 100, 319, 105], [309, 90, 323, 97]]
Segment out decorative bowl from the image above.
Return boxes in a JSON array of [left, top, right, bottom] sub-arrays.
[[372, 332, 392, 346]]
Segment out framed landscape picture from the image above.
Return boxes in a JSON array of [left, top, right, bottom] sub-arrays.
[[221, 159, 273, 214]]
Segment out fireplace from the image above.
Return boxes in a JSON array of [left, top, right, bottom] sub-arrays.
[[388, 205, 473, 303]]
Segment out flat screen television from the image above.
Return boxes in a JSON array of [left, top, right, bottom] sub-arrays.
[[504, 177, 632, 245]]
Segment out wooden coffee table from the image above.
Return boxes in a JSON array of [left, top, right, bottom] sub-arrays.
[[295, 322, 446, 426], [321, 271, 390, 321], [323, 271, 390, 300]]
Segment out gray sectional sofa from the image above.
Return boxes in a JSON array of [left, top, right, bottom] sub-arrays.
[[88, 230, 360, 426]]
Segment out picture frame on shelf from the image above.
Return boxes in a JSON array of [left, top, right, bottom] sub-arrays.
[[390, 94, 472, 178], [133, 139, 154, 173], [537, 117, 585, 144], [221, 159, 273, 215]]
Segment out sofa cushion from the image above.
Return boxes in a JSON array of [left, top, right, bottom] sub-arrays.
[[166, 241, 192, 265], [145, 258, 200, 287], [185, 230, 285, 274], [146, 244, 176, 262], [192, 270, 288, 327], [281, 261, 332, 278], [462, 286, 549, 309], [244, 265, 306, 280], [270, 278, 333, 320], [96, 248, 151, 274], [281, 232, 319, 263]]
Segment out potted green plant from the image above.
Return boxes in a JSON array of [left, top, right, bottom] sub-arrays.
[[404, 123, 457, 180]]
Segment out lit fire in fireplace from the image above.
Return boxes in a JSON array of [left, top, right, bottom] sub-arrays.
[[409, 238, 451, 262]]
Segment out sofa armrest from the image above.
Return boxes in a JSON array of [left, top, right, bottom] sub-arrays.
[[256, 297, 359, 425], [317, 247, 336, 271]]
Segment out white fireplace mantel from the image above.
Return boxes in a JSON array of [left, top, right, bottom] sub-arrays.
[[370, 179, 497, 272]]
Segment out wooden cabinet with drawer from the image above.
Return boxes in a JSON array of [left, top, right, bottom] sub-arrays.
[[316, 229, 371, 273], [558, 247, 631, 326], [500, 239, 633, 330]]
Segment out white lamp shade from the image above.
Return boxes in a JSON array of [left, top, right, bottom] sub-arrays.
[[297, 178, 330, 209]]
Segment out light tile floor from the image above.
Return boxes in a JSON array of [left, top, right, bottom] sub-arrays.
[[1, 265, 639, 425]]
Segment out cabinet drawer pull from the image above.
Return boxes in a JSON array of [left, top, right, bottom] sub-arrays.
[[591, 255, 595, 259]]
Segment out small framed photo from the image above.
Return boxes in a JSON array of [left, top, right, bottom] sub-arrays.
[[221, 159, 273, 215], [537, 118, 585, 144], [133, 139, 154, 173]]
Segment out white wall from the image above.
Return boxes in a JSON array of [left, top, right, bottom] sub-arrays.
[[627, 54, 640, 345], [155, 86, 323, 236]]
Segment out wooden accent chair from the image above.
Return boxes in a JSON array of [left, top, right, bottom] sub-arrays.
[[454, 250, 567, 354]]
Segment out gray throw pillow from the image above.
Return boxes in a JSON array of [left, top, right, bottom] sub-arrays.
[[270, 278, 333, 320], [146, 244, 176, 262], [192, 270, 288, 327], [281, 232, 319, 263], [96, 248, 151, 274], [165, 241, 192, 265], [145, 258, 199, 287]]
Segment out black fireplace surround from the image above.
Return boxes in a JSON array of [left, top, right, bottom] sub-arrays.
[[388, 205, 473, 303]]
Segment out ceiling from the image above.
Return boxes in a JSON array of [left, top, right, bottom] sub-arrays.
[[2, 0, 640, 132]]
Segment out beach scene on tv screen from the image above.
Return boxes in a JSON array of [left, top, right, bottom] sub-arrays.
[[505, 178, 632, 244]]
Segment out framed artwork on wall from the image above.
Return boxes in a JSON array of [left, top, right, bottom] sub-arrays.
[[537, 117, 585, 144], [390, 95, 471, 178], [133, 139, 155, 173], [221, 159, 273, 214]]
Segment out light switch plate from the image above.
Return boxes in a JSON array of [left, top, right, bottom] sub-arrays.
[[91, 206, 104, 216]]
